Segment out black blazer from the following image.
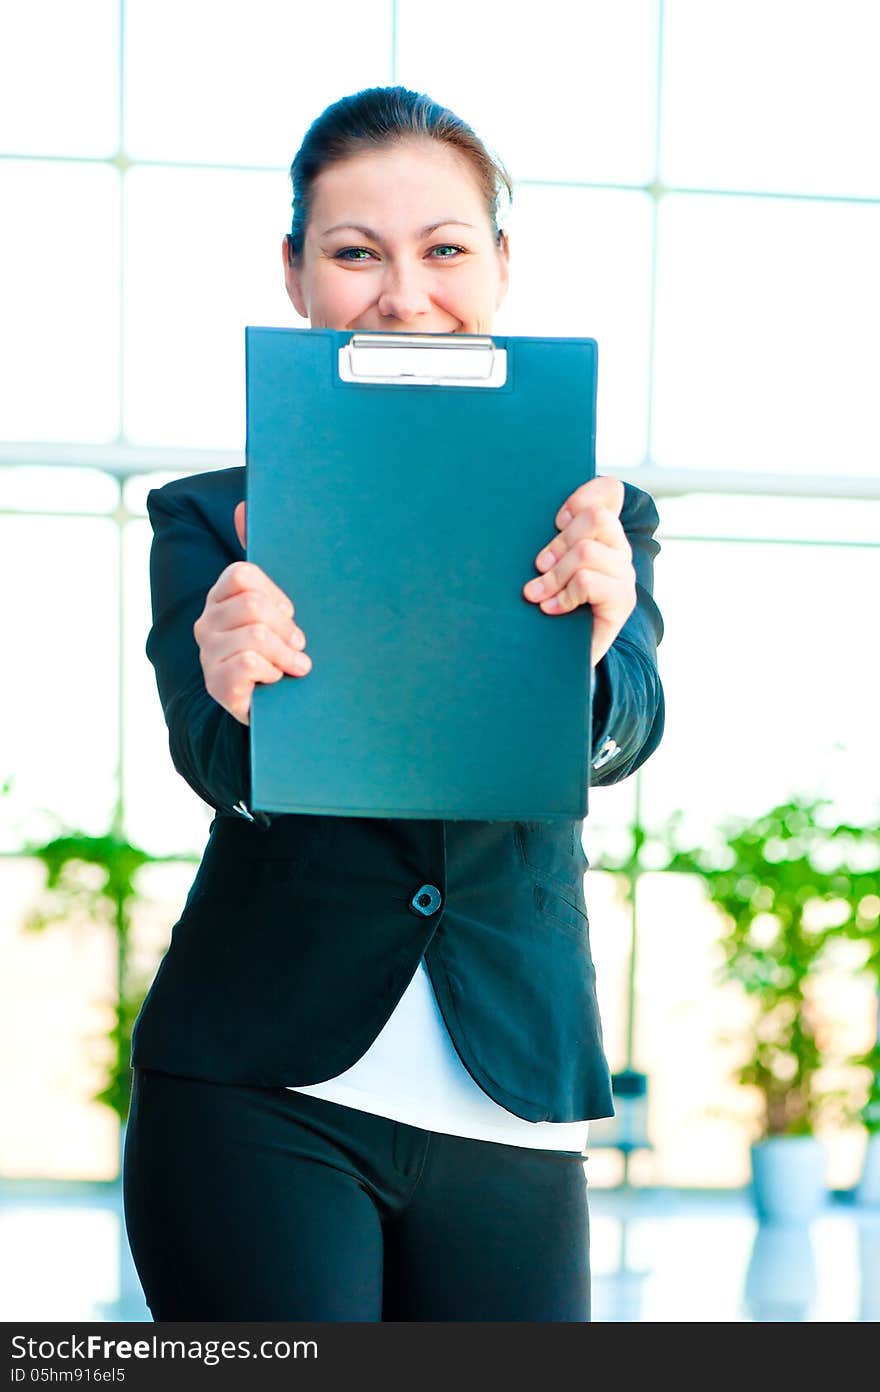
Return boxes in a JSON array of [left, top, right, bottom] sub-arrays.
[[130, 466, 665, 1122]]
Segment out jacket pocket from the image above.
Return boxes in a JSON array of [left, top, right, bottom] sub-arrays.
[[515, 819, 585, 893], [532, 881, 589, 940]]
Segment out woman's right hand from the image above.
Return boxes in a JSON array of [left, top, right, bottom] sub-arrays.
[[192, 500, 312, 726]]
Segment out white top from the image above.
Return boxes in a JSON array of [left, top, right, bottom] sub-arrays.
[[288, 956, 590, 1151]]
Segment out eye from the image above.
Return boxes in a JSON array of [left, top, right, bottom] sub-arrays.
[[333, 246, 377, 262], [427, 244, 466, 259]]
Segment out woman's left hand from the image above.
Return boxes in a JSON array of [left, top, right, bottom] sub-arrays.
[[522, 476, 636, 668]]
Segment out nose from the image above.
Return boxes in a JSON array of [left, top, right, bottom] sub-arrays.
[[376, 259, 432, 324]]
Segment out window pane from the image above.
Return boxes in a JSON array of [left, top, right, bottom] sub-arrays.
[[397, 0, 659, 185], [0, 858, 118, 1180], [122, 516, 216, 857], [622, 881, 875, 1191], [0, 854, 200, 1180], [661, 0, 880, 197], [651, 195, 880, 475], [0, 516, 119, 848], [0, 0, 118, 157], [619, 870, 759, 1187], [498, 186, 653, 469], [643, 535, 880, 833], [123, 166, 293, 449], [589, 534, 879, 1188], [0, 163, 120, 444], [0, 465, 119, 513], [124, 0, 393, 166]]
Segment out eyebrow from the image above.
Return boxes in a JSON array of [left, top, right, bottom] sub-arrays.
[[320, 219, 476, 242]]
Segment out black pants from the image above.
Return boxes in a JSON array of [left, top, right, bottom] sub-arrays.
[[122, 1067, 590, 1321]]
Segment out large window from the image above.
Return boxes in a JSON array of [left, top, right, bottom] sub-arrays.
[[1, 0, 878, 1181]]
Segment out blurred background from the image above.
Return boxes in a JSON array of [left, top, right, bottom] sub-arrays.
[[1, 0, 879, 1321]]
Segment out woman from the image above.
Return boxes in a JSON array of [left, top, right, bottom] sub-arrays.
[[123, 86, 665, 1322]]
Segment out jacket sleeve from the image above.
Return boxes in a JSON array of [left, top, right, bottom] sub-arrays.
[[145, 480, 256, 819], [588, 481, 666, 786]]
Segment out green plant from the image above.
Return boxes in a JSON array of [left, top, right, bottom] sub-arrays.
[[653, 795, 880, 1141], [21, 825, 166, 1125]]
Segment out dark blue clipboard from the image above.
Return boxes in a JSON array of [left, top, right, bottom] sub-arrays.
[[245, 326, 597, 820]]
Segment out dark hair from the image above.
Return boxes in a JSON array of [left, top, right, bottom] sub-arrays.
[[286, 85, 512, 261]]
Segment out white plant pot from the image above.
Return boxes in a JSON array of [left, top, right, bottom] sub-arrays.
[[750, 1136, 827, 1224], [855, 1133, 880, 1207]]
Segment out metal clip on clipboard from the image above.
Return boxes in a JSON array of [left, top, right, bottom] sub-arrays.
[[338, 333, 507, 388]]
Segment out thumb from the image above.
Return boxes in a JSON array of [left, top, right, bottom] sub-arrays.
[[234, 500, 246, 551]]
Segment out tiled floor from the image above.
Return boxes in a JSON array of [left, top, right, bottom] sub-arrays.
[[1, 1180, 877, 1322]]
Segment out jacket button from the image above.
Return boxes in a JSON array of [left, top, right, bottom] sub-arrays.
[[592, 737, 620, 770], [411, 884, 442, 916]]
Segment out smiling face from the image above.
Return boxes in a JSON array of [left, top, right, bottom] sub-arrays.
[[282, 137, 510, 334]]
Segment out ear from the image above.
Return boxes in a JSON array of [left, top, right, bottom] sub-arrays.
[[495, 229, 510, 309], [281, 234, 309, 320]]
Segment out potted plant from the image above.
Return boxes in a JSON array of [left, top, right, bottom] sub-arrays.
[[656, 795, 880, 1221]]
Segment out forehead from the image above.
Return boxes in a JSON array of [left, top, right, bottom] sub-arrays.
[[308, 139, 488, 231]]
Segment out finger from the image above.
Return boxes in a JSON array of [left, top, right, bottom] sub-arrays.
[[234, 500, 247, 550], [207, 559, 294, 616], [206, 623, 312, 676], [206, 651, 284, 726], [535, 506, 630, 575], [206, 650, 312, 725], [194, 587, 302, 657], [214, 588, 305, 646], [207, 650, 299, 726], [556, 476, 625, 530], [537, 567, 624, 615], [525, 532, 630, 606]]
